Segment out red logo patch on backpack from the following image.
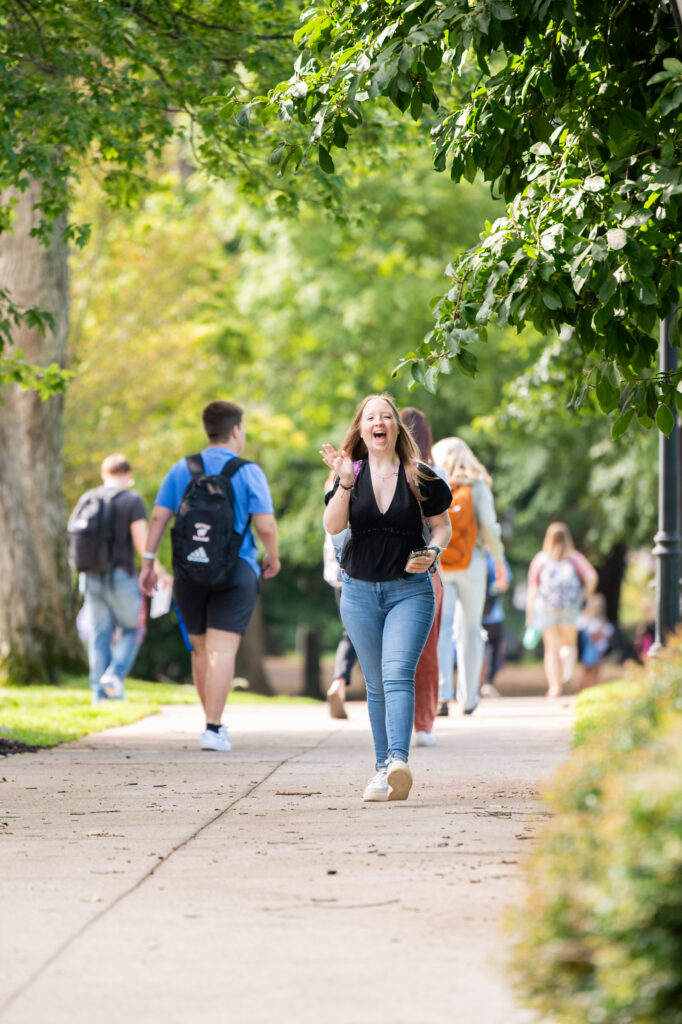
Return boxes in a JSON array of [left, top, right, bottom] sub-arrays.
[[441, 483, 477, 571]]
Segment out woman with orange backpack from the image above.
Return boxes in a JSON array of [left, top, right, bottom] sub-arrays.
[[431, 437, 508, 716]]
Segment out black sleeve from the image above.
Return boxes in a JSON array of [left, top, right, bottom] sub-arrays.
[[127, 492, 147, 522], [418, 465, 452, 517], [324, 478, 340, 505]]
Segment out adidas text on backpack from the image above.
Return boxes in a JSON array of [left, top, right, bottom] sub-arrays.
[[67, 488, 119, 574], [440, 483, 477, 571], [171, 454, 250, 586]]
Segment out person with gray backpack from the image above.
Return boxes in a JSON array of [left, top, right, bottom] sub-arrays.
[[139, 401, 280, 752], [68, 453, 167, 704], [525, 522, 598, 697]]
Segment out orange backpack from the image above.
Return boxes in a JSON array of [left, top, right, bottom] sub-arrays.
[[440, 483, 477, 571]]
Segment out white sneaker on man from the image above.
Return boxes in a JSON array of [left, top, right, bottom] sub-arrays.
[[362, 769, 389, 801], [387, 759, 413, 801], [414, 731, 436, 747], [200, 725, 232, 752], [99, 671, 124, 700]]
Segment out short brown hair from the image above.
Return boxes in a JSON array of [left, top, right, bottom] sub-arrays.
[[101, 453, 131, 476], [202, 401, 243, 441]]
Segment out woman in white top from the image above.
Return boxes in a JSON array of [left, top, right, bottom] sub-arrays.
[[432, 437, 508, 715]]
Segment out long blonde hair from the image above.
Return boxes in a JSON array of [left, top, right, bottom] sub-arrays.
[[431, 436, 492, 487], [542, 521, 575, 560], [340, 394, 430, 494]]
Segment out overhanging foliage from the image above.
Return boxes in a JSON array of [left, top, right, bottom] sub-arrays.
[[253, 0, 682, 434]]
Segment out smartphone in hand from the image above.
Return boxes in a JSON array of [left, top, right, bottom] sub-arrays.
[[408, 548, 430, 560]]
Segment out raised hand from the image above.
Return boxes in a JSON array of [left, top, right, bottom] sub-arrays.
[[320, 444, 354, 487]]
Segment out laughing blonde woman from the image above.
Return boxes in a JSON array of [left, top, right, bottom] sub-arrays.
[[321, 394, 452, 802]]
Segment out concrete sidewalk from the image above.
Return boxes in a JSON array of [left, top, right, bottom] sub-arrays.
[[0, 696, 570, 1024]]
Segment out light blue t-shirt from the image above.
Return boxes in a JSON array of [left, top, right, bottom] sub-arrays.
[[155, 446, 274, 577]]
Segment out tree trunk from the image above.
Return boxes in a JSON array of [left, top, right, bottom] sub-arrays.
[[235, 598, 273, 695], [0, 181, 83, 683], [596, 542, 627, 626]]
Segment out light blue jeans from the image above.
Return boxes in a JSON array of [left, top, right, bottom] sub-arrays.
[[83, 569, 142, 696], [340, 572, 435, 769], [437, 548, 487, 710]]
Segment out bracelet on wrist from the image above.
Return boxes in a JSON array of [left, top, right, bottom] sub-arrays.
[[142, 552, 157, 561], [339, 482, 353, 491]]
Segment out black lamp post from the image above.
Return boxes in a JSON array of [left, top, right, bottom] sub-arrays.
[[672, 0, 682, 42], [651, 313, 680, 652], [649, 2, 682, 651]]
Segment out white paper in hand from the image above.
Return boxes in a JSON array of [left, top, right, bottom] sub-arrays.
[[150, 581, 173, 619]]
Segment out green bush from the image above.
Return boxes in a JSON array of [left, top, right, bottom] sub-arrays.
[[509, 637, 682, 1024]]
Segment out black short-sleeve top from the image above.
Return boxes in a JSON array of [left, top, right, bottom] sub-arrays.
[[325, 460, 452, 582]]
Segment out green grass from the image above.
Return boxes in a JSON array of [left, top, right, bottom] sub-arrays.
[[572, 676, 643, 747], [0, 675, 319, 748]]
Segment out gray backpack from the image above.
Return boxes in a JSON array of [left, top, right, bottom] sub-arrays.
[[538, 555, 583, 611]]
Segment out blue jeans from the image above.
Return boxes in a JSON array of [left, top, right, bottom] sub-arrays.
[[340, 572, 435, 769], [437, 548, 487, 709], [83, 569, 142, 695]]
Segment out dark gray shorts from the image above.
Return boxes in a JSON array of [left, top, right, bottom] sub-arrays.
[[173, 559, 259, 636]]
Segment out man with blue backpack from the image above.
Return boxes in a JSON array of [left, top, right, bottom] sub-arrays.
[[139, 401, 280, 752]]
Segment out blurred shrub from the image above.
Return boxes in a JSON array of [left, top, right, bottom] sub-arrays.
[[508, 634, 682, 1024]]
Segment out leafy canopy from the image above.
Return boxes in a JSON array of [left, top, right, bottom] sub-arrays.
[[250, 0, 682, 435], [0, 0, 300, 389]]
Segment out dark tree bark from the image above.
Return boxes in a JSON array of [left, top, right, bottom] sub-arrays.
[[0, 181, 83, 683], [596, 542, 627, 626], [235, 598, 273, 695]]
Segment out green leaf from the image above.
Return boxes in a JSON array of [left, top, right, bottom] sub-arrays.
[[541, 290, 562, 310], [584, 175, 605, 193], [268, 144, 285, 165], [423, 365, 439, 393], [595, 372, 619, 413], [656, 403, 675, 437], [410, 90, 423, 121], [612, 409, 634, 439], [489, 100, 513, 130], [606, 228, 627, 250], [318, 145, 335, 174], [490, 1, 515, 19], [634, 278, 658, 306], [423, 45, 442, 71], [399, 45, 416, 72], [332, 120, 349, 148], [411, 360, 426, 385], [236, 104, 252, 127]]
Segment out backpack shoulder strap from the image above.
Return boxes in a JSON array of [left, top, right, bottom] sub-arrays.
[[186, 453, 205, 479], [219, 456, 250, 481]]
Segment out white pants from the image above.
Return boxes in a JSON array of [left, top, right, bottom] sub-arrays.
[[437, 549, 487, 709]]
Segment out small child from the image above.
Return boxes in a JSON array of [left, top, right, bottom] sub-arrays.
[[578, 593, 614, 689]]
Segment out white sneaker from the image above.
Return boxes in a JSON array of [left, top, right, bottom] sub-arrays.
[[200, 725, 232, 752], [414, 731, 436, 747], [480, 683, 500, 698], [387, 759, 413, 801], [363, 769, 389, 801], [99, 671, 124, 699]]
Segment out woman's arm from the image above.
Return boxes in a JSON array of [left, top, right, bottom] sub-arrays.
[[426, 510, 451, 552], [473, 480, 505, 563], [320, 443, 354, 535]]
